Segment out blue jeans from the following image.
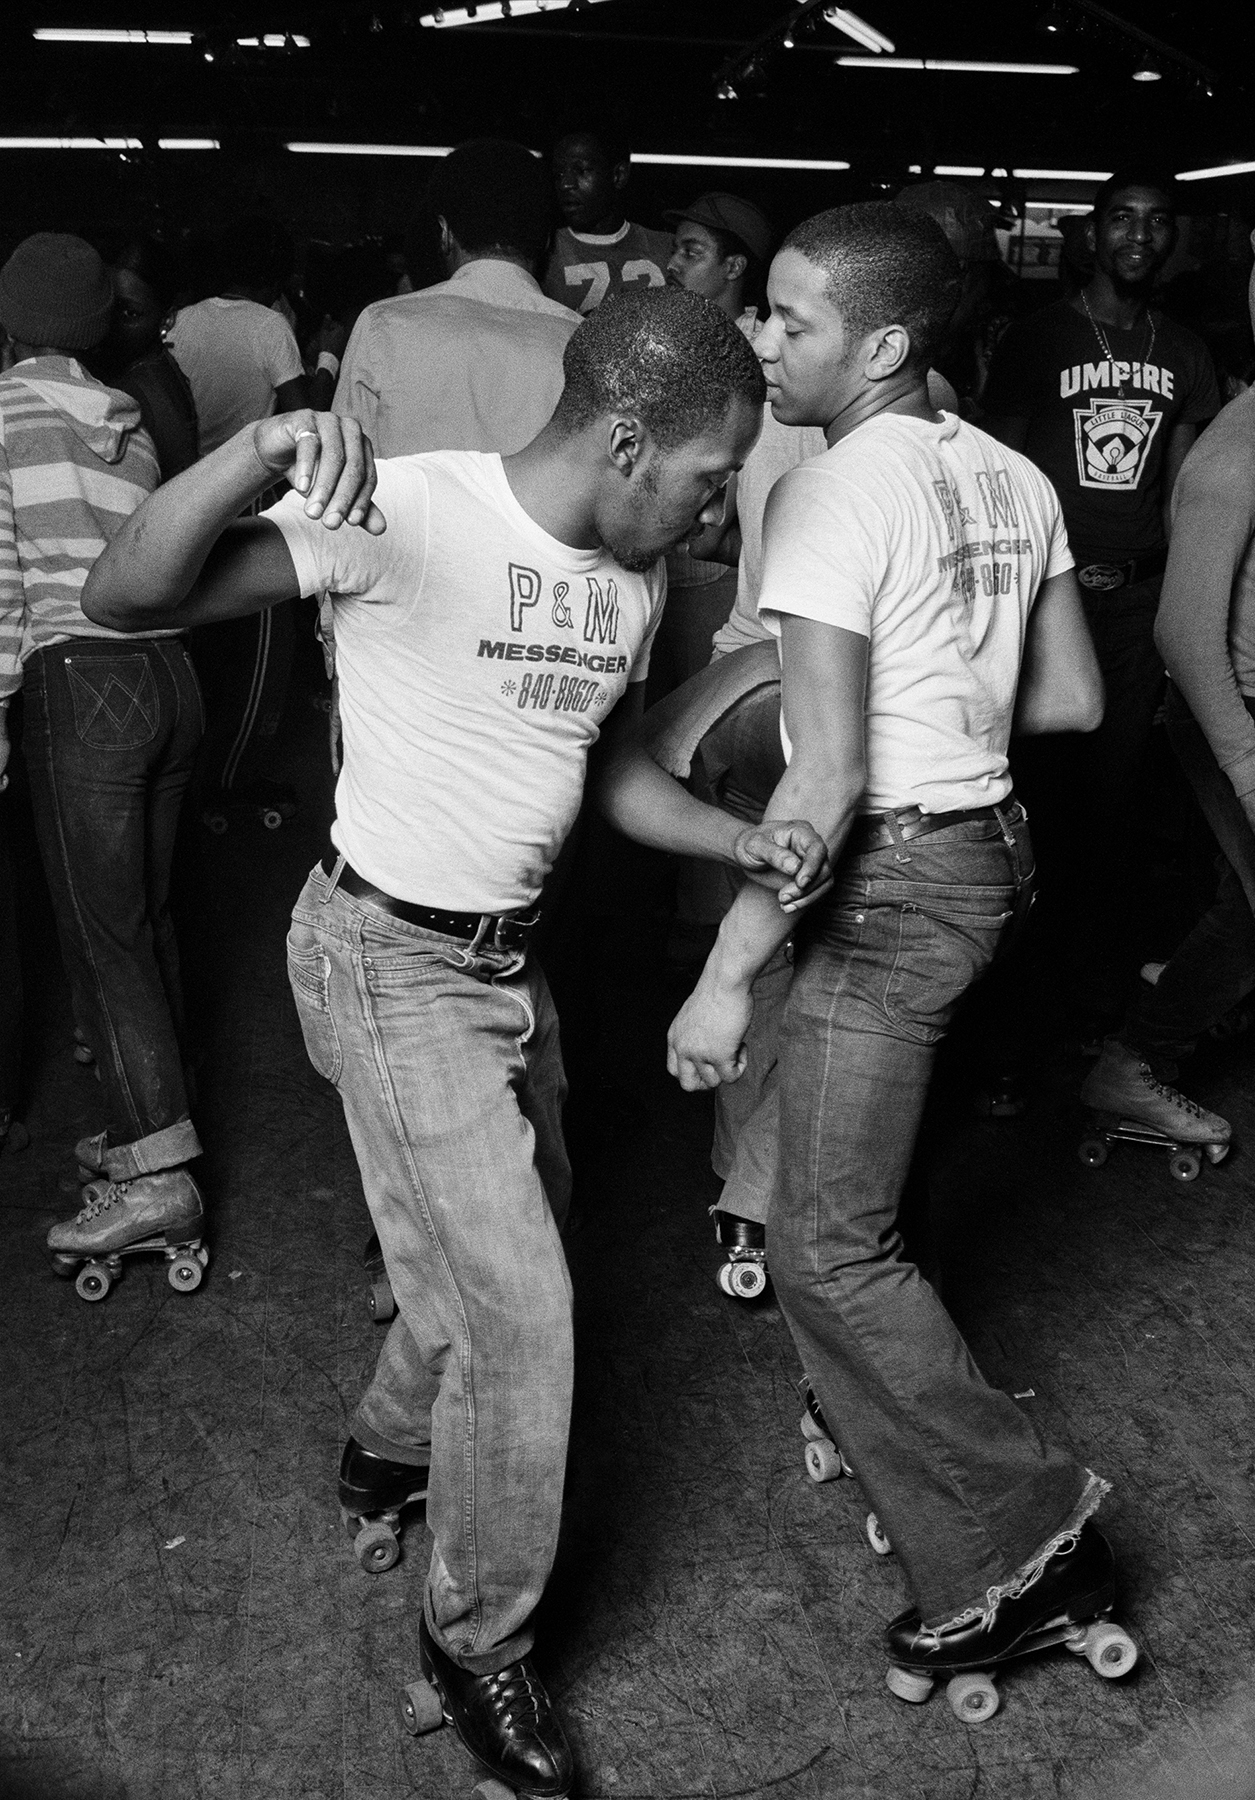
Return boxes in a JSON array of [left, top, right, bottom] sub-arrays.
[[21, 638, 203, 1172], [286, 866, 572, 1674], [769, 809, 1097, 1626], [1123, 682, 1255, 1065]]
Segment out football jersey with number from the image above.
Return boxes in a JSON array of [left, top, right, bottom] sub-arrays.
[[543, 221, 673, 315]]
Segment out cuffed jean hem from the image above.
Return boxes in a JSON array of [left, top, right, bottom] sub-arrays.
[[923, 1470, 1112, 1632], [103, 1115, 202, 1179], [349, 1414, 431, 1470], [423, 1593, 534, 1677]]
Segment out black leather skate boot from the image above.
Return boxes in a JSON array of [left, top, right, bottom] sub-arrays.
[[338, 1436, 430, 1572], [418, 1615, 574, 1799]]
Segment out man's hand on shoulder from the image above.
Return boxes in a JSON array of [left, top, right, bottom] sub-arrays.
[[254, 411, 387, 535]]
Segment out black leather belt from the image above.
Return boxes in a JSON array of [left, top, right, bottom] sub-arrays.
[[1076, 545, 1168, 592], [847, 800, 1021, 857], [320, 852, 540, 950]]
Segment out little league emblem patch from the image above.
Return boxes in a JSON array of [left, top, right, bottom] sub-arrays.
[[1073, 397, 1161, 491]]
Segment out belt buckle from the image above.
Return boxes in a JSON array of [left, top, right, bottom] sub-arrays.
[[492, 909, 539, 954], [1077, 562, 1127, 593]]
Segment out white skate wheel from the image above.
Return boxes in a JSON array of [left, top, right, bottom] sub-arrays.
[[262, 808, 284, 831], [168, 1255, 203, 1293], [716, 1262, 737, 1296], [473, 1782, 516, 1800], [885, 1664, 933, 1704], [75, 1263, 112, 1302], [1168, 1149, 1201, 1183], [800, 1408, 826, 1443], [866, 1512, 892, 1555], [729, 1261, 767, 1300], [946, 1671, 999, 1722], [355, 1519, 400, 1573], [398, 1678, 444, 1735], [1078, 1137, 1108, 1169], [804, 1439, 844, 1483], [1206, 1140, 1230, 1165], [368, 1276, 396, 1322], [1084, 1620, 1138, 1677]]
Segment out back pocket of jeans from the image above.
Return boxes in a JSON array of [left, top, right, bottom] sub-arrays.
[[287, 938, 343, 1083], [66, 655, 159, 748]]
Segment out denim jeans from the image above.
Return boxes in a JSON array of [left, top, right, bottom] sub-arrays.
[[768, 809, 1097, 1626], [286, 866, 572, 1675], [21, 639, 203, 1172], [1123, 683, 1255, 1066], [0, 784, 21, 1114]]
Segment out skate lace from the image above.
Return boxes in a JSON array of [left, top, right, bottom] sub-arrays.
[[1140, 1064, 1206, 1120], [75, 1179, 132, 1222], [488, 1663, 545, 1729]]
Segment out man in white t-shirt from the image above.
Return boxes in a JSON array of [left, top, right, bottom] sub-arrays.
[[76, 289, 828, 1797], [600, 208, 1125, 1696]]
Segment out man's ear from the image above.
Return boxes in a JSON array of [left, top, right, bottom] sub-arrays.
[[610, 158, 630, 195], [1085, 217, 1097, 255], [866, 323, 912, 382], [437, 215, 455, 258], [725, 252, 749, 285], [607, 414, 646, 476]]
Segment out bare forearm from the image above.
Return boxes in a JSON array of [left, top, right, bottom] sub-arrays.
[[598, 747, 743, 863], [84, 425, 280, 628]]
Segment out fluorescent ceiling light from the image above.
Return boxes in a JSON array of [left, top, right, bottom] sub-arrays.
[[1177, 159, 1255, 181], [34, 27, 192, 44], [837, 56, 1076, 73], [934, 164, 985, 176], [158, 137, 219, 149], [823, 8, 895, 54], [421, 0, 611, 24], [1025, 201, 1093, 214], [236, 34, 310, 47], [0, 135, 142, 148], [632, 153, 851, 171], [1012, 166, 1112, 180], [286, 142, 454, 156]]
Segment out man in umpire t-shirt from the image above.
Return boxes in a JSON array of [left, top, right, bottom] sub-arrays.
[[984, 166, 1218, 1018]]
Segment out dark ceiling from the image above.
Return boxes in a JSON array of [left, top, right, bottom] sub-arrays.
[[2, 2, 1252, 241]]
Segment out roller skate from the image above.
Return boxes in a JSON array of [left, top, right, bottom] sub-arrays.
[[398, 1615, 573, 1799], [364, 1229, 395, 1323], [1079, 1039, 1231, 1183], [47, 1168, 208, 1302], [338, 1436, 429, 1573], [713, 1208, 767, 1300], [201, 779, 298, 835], [884, 1520, 1137, 1723], [797, 1380, 891, 1554]]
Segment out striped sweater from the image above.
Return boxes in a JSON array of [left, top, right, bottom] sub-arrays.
[[0, 355, 168, 703]]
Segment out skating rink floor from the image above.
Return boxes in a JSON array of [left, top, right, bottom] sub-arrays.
[[4, 670, 1255, 1800]]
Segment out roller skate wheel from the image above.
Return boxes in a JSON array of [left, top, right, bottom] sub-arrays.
[[203, 811, 229, 835], [885, 1664, 933, 1704], [261, 808, 284, 831], [398, 1678, 444, 1736], [168, 1254, 203, 1293], [51, 1253, 78, 1280], [354, 1518, 400, 1573], [1078, 1136, 1108, 1169], [195, 1244, 210, 1268], [73, 1042, 95, 1065], [800, 1408, 827, 1443], [1168, 1148, 1201, 1183], [866, 1512, 892, 1556], [716, 1262, 737, 1296], [75, 1262, 112, 1302], [947, 1671, 999, 1723], [1206, 1140, 1230, 1166], [473, 1783, 517, 1800], [1084, 1620, 1138, 1677], [804, 1438, 845, 1484], [728, 1260, 767, 1300], [368, 1276, 396, 1322]]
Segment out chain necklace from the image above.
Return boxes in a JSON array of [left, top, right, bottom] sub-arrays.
[[1080, 290, 1156, 400]]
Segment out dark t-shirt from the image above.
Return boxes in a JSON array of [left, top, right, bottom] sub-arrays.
[[984, 297, 1219, 563], [115, 347, 199, 481]]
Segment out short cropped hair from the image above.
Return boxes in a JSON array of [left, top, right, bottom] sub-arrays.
[[552, 122, 631, 172], [1092, 168, 1178, 222], [428, 138, 552, 263], [783, 203, 962, 370], [552, 287, 766, 448]]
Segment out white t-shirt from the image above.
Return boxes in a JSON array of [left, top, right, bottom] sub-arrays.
[[758, 410, 1073, 815], [266, 450, 664, 912], [168, 298, 304, 457]]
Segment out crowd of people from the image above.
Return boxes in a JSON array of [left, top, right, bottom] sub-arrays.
[[2, 126, 1255, 1796]]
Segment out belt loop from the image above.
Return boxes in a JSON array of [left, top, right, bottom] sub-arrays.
[[883, 809, 912, 865], [468, 915, 491, 953], [322, 853, 346, 901], [993, 804, 1016, 852]]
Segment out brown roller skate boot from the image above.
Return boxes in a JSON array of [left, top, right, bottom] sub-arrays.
[[48, 1169, 208, 1303]]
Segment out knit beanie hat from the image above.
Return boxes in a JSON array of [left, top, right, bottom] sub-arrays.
[[0, 233, 114, 351]]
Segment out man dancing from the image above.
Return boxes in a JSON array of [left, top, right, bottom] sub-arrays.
[[77, 289, 828, 1797], [601, 206, 1123, 1698]]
